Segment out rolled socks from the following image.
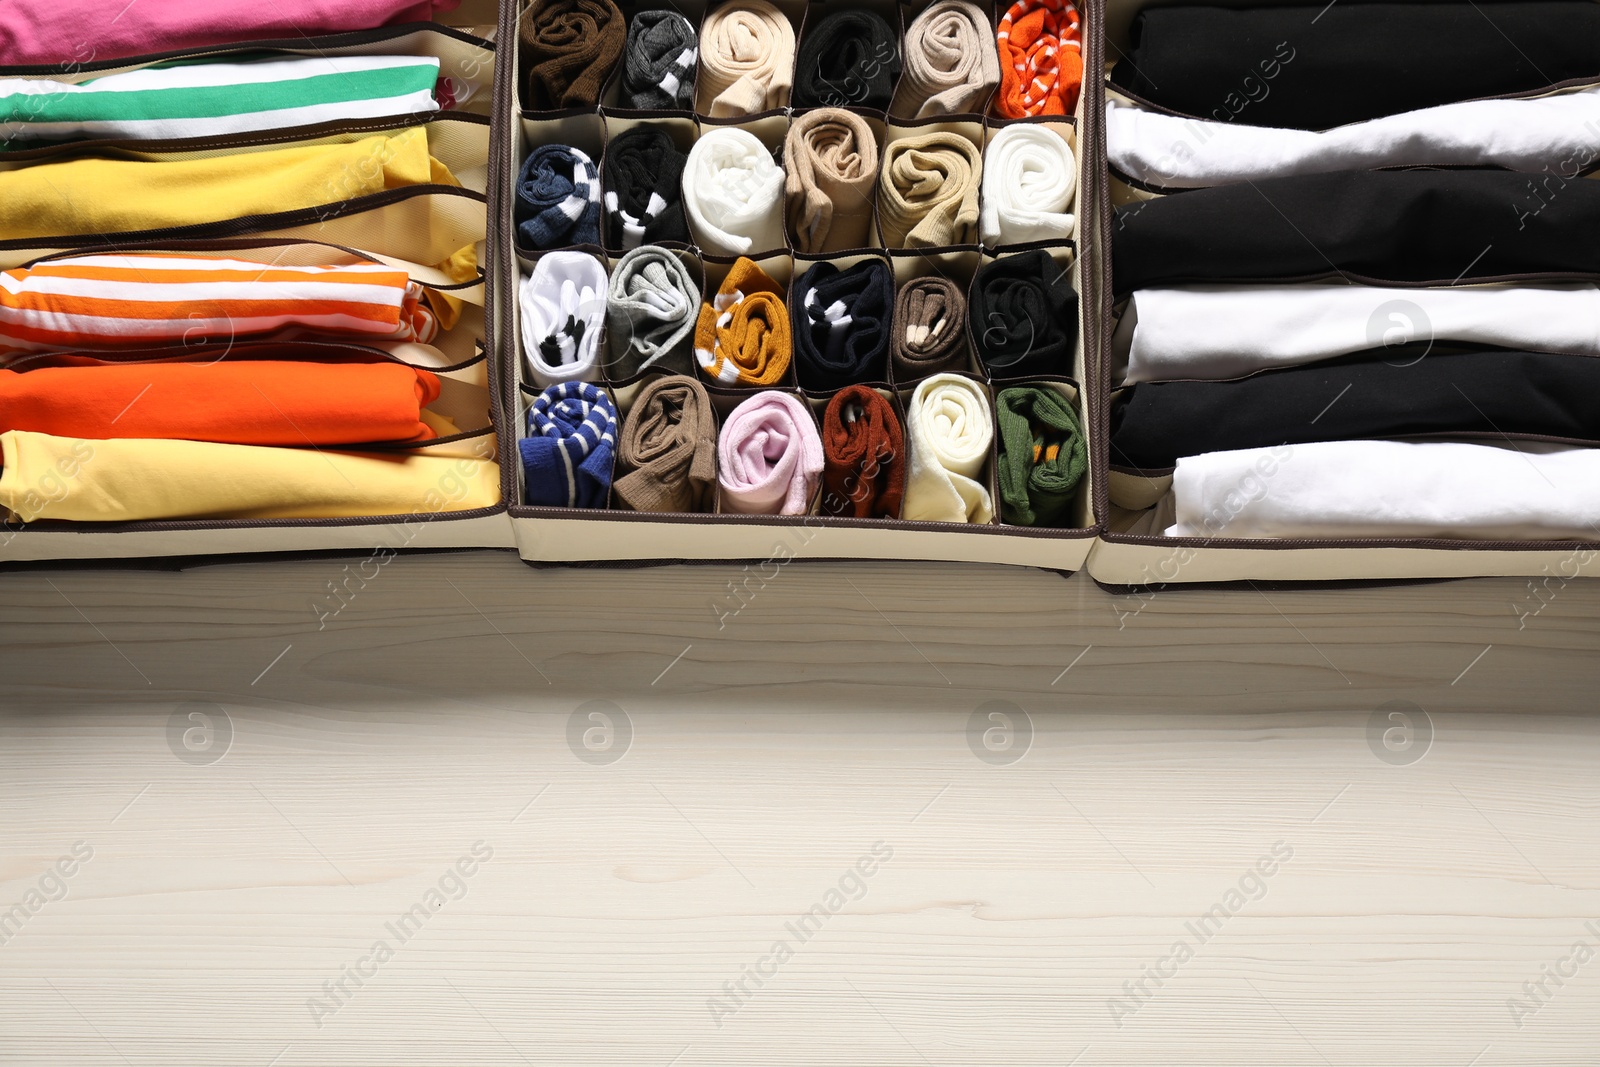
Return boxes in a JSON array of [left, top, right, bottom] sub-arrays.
[[697, 0, 795, 117], [521, 381, 618, 508], [878, 132, 982, 248], [602, 126, 690, 249], [520, 0, 626, 110], [606, 246, 700, 379], [717, 390, 823, 515], [516, 144, 601, 250], [995, 0, 1083, 118], [791, 9, 901, 111], [893, 276, 969, 380], [891, 0, 1001, 118], [613, 374, 718, 512], [683, 127, 786, 256], [821, 385, 905, 520], [970, 250, 1079, 378], [694, 256, 791, 386], [903, 372, 994, 523], [980, 124, 1076, 246], [792, 259, 894, 391], [995, 384, 1084, 526], [521, 252, 608, 387], [621, 11, 699, 110], [784, 108, 879, 254]]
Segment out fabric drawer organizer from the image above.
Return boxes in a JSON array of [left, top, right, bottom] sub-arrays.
[[0, 4, 516, 562], [498, 0, 1100, 568], [1085, 0, 1600, 584]]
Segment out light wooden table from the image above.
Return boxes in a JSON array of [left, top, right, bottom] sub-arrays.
[[2, 552, 1597, 1065]]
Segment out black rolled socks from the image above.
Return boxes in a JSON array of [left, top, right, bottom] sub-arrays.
[[793, 259, 895, 390]]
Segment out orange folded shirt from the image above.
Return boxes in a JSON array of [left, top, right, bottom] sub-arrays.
[[0, 360, 442, 446]]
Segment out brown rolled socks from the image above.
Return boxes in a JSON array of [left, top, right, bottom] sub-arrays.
[[893, 276, 969, 380], [520, 0, 626, 110], [613, 375, 719, 513], [821, 385, 906, 519]]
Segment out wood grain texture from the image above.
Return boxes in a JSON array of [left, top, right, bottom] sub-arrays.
[[1, 552, 1598, 1065]]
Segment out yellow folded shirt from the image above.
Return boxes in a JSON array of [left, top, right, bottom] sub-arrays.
[[0, 126, 454, 243], [0, 430, 500, 523]]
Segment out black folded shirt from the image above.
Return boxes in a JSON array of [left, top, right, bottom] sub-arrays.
[[1108, 2, 1600, 131], [1113, 169, 1600, 296], [1110, 349, 1600, 471]]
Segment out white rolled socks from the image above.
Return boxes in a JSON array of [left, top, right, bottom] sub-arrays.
[[904, 373, 995, 523], [980, 123, 1077, 245], [683, 127, 786, 256], [521, 252, 608, 387]]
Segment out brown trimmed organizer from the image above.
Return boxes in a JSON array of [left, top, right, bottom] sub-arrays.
[[502, 0, 1100, 567], [1083, 0, 1600, 585], [0, 3, 514, 562]]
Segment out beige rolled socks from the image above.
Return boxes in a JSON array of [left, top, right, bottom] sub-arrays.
[[697, 0, 795, 117], [784, 108, 879, 254], [890, 0, 1001, 118], [877, 132, 983, 248]]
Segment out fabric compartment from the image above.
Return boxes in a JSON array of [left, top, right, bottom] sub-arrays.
[[1088, 0, 1600, 584], [500, 0, 1097, 567]]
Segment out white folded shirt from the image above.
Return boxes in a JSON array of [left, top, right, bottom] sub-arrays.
[[1107, 85, 1600, 190], [1116, 282, 1600, 383], [1166, 439, 1600, 541]]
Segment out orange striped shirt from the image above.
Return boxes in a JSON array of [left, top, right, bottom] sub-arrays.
[[0, 253, 439, 357]]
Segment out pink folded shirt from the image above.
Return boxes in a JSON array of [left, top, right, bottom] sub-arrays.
[[0, 0, 462, 67]]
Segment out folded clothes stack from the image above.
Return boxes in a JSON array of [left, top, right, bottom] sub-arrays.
[[1107, 0, 1600, 542], [0, 4, 498, 528]]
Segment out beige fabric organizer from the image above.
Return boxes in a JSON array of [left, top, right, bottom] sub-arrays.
[[1083, 0, 1600, 585], [498, 0, 1100, 567], [0, 0, 516, 561]]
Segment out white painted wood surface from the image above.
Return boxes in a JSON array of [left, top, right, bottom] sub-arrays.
[[1, 552, 1597, 1065]]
